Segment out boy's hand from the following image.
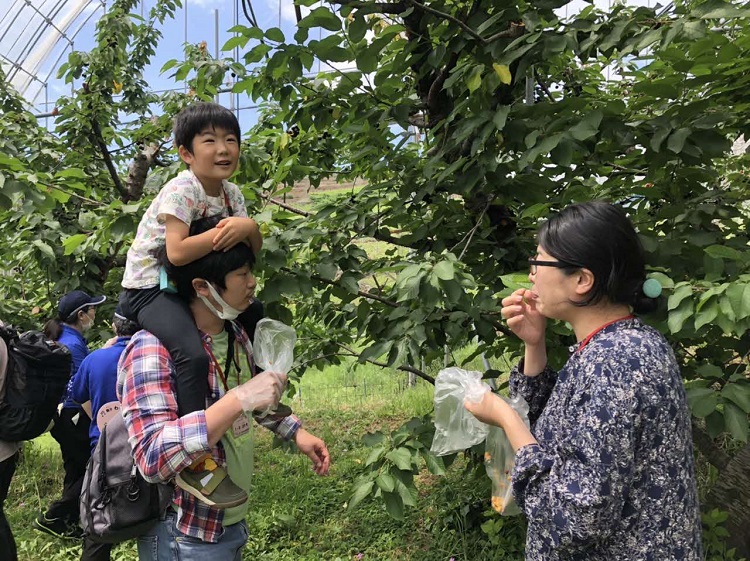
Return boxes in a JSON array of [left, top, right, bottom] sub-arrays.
[[213, 217, 262, 253]]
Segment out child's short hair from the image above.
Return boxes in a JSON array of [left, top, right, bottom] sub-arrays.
[[173, 102, 241, 153]]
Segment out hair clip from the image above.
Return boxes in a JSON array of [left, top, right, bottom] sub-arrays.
[[642, 278, 662, 299]]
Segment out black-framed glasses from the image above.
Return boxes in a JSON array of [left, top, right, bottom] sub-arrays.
[[528, 258, 577, 275]]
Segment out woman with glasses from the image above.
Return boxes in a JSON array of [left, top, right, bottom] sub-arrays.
[[465, 201, 702, 560]]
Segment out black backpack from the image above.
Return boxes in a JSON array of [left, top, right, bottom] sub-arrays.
[[80, 409, 172, 543], [0, 324, 72, 441]]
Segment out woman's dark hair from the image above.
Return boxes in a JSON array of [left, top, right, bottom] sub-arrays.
[[43, 305, 94, 340], [537, 200, 658, 314], [173, 102, 241, 153], [157, 214, 255, 302]]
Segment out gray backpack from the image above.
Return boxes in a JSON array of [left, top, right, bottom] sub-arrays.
[[80, 408, 172, 543]]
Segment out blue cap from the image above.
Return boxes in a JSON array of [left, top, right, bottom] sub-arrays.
[[58, 290, 106, 320]]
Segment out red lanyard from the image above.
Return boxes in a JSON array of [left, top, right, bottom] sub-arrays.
[[204, 340, 240, 393], [577, 315, 634, 352], [202, 189, 234, 218]]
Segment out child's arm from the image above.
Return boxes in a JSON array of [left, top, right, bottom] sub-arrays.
[[213, 216, 263, 254], [165, 215, 220, 266], [165, 215, 262, 265]]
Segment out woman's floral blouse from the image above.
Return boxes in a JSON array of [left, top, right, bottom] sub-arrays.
[[510, 318, 702, 560]]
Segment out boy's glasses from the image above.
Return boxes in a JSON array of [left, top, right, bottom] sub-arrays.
[[528, 258, 577, 274]]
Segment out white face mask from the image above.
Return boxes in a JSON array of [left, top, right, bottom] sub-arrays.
[[197, 282, 244, 321], [79, 312, 94, 332]]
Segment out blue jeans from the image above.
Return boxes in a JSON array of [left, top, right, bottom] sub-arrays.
[[137, 510, 248, 561]]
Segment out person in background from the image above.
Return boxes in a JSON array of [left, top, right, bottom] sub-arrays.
[[465, 201, 702, 560], [33, 290, 106, 540], [70, 304, 139, 561], [0, 335, 21, 561]]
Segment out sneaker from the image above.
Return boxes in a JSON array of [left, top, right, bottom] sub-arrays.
[[175, 457, 247, 509], [32, 513, 83, 540]]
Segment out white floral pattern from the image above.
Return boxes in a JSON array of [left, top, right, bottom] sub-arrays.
[[510, 318, 702, 560]]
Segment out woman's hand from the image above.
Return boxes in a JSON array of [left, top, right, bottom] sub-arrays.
[[501, 288, 546, 346], [464, 391, 506, 427], [465, 392, 538, 452]]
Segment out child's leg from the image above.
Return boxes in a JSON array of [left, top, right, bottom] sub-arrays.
[[132, 290, 209, 417]]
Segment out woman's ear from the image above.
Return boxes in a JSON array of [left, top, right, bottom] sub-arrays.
[[575, 268, 595, 296]]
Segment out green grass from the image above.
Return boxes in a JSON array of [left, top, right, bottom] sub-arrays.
[[8, 357, 525, 561]]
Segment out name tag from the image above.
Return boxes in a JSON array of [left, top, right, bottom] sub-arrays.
[[232, 413, 250, 438]]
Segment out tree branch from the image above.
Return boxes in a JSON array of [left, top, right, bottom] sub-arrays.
[[691, 419, 731, 471], [334, 341, 434, 384], [405, 0, 485, 43], [89, 119, 129, 200], [535, 69, 555, 103]]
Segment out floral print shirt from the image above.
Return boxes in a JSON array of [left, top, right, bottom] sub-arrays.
[[510, 318, 703, 561], [122, 169, 247, 289]]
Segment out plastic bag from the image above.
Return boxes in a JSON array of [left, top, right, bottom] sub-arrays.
[[484, 394, 529, 515], [430, 368, 491, 456], [253, 318, 296, 375], [252, 318, 296, 417]]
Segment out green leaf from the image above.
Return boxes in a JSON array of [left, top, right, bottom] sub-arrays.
[[382, 491, 404, 520], [694, 300, 718, 330], [686, 387, 718, 418], [705, 245, 745, 261], [492, 106, 510, 131], [32, 240, 55, 260], [395, 478, 417, 507], [705, 411, 725, 439], [376, 473, 396, 493], [695, 364, 724, 380], [723, 403, 748, 442], [725, 283, 750, 319], [386, 448, 413, 471], [433, 261, 454, 281], [421, 451, 445, 475], [568, 111, 602, 141], [722, 383, 750, 414], [265, 27, 285, 42], [667, 284, 693, 311], [365, 445, 386, 466], [299, 7, 342, 32], [466, 67, 483, 93], [62, 234, 88, 255], [667, 300, 693, 333], [667, 128, 691, 153], [348, 480, 374, 510]]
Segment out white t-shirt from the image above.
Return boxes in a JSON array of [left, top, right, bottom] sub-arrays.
[[122, 169, 248, 289]]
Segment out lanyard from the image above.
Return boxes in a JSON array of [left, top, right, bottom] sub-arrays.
[[202, 189, 234, 218], [204, 331, 240, 393], [577, 315, 634, 352]]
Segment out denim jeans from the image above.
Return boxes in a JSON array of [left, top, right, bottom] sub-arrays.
[[137, 510, 248, 561]]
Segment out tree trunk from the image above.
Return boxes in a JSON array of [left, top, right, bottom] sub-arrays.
[[707, 442, 750, 558]]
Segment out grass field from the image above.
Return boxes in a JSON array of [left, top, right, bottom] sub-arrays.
[[7, 357, 528, 561]]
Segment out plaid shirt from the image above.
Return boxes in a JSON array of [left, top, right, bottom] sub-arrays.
[[117, 320, 301, 543]]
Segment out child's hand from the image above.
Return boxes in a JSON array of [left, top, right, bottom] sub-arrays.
[[212, 217, 258, 251]]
